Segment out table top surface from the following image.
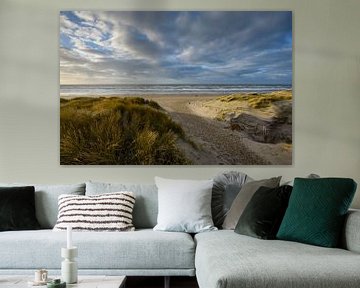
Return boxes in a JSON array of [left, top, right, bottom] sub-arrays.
[[0, 275, 126, 288]]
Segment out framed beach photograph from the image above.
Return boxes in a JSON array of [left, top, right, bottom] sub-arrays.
[[60, 11, 292, 165]]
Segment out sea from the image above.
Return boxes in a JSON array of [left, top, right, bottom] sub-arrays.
[[60, 84, 291, 97]]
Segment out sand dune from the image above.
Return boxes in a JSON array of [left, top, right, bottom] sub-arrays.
[[144, 94, 292, 165]]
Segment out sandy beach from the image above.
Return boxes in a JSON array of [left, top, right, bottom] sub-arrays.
[[143, 93, 292, 165]]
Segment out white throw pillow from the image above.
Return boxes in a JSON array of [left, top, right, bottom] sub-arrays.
[[53, 192, 135, 232], [153, 177, 217, 233]]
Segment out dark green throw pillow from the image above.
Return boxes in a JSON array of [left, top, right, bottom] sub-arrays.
[[234, 185, 292, 239], [0, 186, 41, 231], [276, 178, 357, 247]]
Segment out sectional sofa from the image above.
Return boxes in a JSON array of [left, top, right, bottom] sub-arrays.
[[0, 179, 359, 288]]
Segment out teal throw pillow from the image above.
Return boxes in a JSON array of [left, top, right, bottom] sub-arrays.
[[277, 178, 357, 247]]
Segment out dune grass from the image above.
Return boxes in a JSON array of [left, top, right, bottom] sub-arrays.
[[60, 97, 190, 165], [218, 90, 292, 109]]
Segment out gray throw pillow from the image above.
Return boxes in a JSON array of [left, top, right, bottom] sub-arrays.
[[153, 177, 217, 233], [0, 183, 85, 228], [222, 176, 281, 230], [212, 171, 252, 228]]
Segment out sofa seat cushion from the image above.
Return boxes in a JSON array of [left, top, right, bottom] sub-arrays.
[[0, 229, 195, 270], [195, 230, 360, 288]]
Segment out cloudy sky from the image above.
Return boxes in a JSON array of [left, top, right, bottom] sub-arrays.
[[60, 11, 292, 85]]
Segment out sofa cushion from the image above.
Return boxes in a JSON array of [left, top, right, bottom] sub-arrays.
[[0, 183, 85, 228], [342, 209, 360, 253], [0, 229, 195, 271], [222, 176, 281, 229], [0, 186, 40, 231], [53, 192, 136, 232], [277, 178, 357, 247], [86, 181, 158, 229], [153, 177, 216, 233], [195, 230, 360, 288], [212, 171, 251, 228], [234, 185, 292, 239]]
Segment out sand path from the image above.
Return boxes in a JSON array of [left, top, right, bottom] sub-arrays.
[[145, 95, 268, 165]]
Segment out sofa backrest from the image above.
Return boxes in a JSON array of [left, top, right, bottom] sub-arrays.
[[86, 181, 158, 229]]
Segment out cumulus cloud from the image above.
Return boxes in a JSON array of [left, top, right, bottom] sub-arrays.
[[60, 11, 292, 85]]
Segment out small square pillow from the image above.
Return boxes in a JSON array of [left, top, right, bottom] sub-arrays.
[[277, 178, 357, 247], [53, 192, 136, 231], [235, 185, 293, 239], [0, 186, 41, 231], [153, 177, 217, 233], [222, 176, 281, 230]]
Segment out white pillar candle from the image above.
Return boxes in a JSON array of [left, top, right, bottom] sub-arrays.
[[67, 225, 72, 249]]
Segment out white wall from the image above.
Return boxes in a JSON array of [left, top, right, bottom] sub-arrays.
[[0, 0, 359, 208]]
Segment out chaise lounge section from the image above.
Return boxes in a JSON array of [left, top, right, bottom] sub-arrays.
[[195, 214, 360, 288]]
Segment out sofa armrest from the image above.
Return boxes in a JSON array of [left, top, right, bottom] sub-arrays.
[[342, 209, 360, 253]]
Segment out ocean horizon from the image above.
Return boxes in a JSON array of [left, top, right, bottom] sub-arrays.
[[60, 84, 292, 97]]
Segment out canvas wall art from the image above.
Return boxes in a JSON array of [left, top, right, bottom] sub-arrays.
[[60, 11, 292, 165]]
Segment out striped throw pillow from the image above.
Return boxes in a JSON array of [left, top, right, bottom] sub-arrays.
[[53, 192, 136, 231]]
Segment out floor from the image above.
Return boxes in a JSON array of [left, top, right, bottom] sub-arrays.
[[126, 276, 199, 288]]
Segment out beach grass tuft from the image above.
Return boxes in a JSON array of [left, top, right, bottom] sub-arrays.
[[218, 90, 292, 109], [60, 97, 190, 165]]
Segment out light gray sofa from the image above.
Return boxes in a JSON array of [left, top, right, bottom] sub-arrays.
[[0, 181, 359, 288]]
